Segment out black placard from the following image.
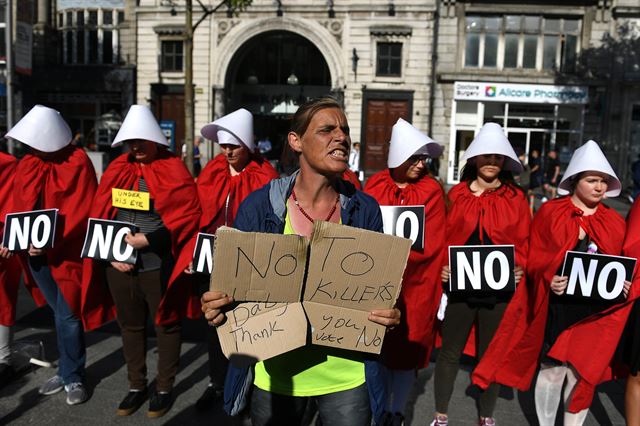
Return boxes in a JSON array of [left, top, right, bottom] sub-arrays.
[[561, 251, 636, 301], [192, 232, 215, 274], [449, 245, 516, 293], [380, 205, 425, 250], [80, 219, 139, 265], [2, 209, 59, 251]]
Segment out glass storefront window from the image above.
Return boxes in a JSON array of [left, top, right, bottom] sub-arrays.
[[456, 101, 479, 126], [484, 103, 505, 124]]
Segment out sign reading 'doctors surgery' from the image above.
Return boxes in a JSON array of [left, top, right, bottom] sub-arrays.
[[304, 221, 412, 354], [454, 81, 588, 104], [380, 205, 425, 251], [561, 251, 636, 301]]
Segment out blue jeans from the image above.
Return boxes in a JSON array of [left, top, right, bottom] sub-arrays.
[[250, 384, 371, 426], [28, 256, 86, 385]]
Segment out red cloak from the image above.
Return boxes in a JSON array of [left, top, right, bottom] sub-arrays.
[[81, 150, 202, 330], [472, 196, 632, 413], [196, 154, 278, 231], [443, 182, 531, 357], [0, 153, 31, 326], [12, 146, 96, 318], [342, 169, 362, 190], [364, 170, 445, 369]]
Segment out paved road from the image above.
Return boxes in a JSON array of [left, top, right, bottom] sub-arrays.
[[0, 286, 627, 425]]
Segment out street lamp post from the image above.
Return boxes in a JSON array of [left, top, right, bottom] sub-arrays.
[[184, 0, 194, 175], [5, 0, 13, 154]]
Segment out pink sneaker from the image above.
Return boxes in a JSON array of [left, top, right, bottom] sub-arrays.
[[430, 415, 448, 426], [479, 417, 496, 426]]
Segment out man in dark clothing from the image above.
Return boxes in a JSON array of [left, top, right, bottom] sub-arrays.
[[543, 150, 560, 200]]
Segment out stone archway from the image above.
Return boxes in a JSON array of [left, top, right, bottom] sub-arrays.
[[213, 16, 345, 90]]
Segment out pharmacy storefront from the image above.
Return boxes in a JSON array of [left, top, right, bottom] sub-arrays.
[[447, 81, 588, 184]]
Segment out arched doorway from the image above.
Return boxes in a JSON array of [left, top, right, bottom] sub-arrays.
[[225, 30, 332, 170]]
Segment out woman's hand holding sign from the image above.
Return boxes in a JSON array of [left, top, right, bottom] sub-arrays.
[[369, 307, 401, 329], [201, 290, 234, 326], [550, 275, 568, 295], [124, 232, 149, 249], [514, 265, 524, 284], [0, 245, 13, 259]]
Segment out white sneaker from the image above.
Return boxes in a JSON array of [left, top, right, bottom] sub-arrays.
[[39, 375, 64, 395], [65, 382, 89, 405]]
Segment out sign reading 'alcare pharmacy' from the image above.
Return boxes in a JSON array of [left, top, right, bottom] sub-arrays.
[[454, 81, 588, 104]]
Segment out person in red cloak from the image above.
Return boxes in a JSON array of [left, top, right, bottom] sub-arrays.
[[189, 108, 278, 410], [5, 105, 97, 405], [80, 105, 201, 418], [364, 118, 445, 426], [472, 140, 633, 425], [432, 123, 529, 426], [620, 198, 640, 425], [0, 151, 25, 383]]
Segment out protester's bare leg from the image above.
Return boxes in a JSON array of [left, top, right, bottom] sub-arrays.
[[626, 373, 640, 425], [563, 365, 588, 426], [535, 363, 567, 426]]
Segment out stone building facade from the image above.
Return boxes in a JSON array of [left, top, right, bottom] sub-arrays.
[[433, 1, 640, 186], [129, 1, 640, 184], [134, 0, 438, 174]]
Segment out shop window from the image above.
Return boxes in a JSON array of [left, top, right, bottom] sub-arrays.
[[60, 7, 121, 65], [0, 20, 5, 61], [464, 14, 581, 72], [88, 11, 98, 26], [104, 11, 113, 26], [376, 42, 402, 77], [88, 30, 98, 63], [103, 31, 113, 64], [161, 40, 184, 72]]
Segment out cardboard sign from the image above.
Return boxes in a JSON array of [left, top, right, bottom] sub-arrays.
[[380, 205, 425, 250], [561, 251, 636, 301], [111, 188, 150, 211], [449, 245, 516, 293], [192, 232, 215, 274], [303, 221, 411, 354], [80, 219, 139, 265], [216, 301, 308, 362], [210, 226, 309, 302], [2, 209, 58, 251], [211, 226, 309, 363]]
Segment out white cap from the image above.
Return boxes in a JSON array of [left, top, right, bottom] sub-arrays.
[[201, 108, 255, 151], [111, 105, 168, 147], [558, 140, 621, 197], [387, 118, 443, 168], [461, 123, 523, 173], [6, 105, 72, 152]]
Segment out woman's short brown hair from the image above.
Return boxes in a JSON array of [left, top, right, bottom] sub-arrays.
[[290, 97, 343, 137]]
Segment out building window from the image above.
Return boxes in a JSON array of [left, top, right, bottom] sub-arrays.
[[464, 15, 581, 72], [376, 42, 402, 77], [0, 9, 6, 62], [59, 8, 121, 65], [161, 40, 184, 72]]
